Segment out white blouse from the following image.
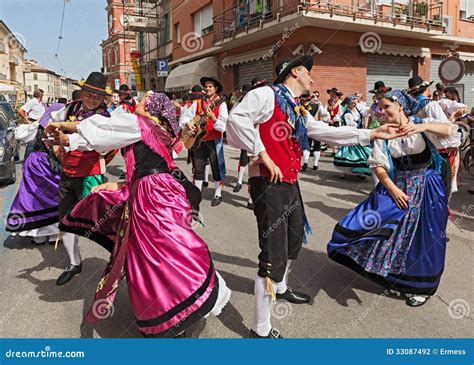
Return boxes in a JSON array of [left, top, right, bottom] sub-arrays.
[[369, 117, 460, 171], [227, 85, 372, 155]]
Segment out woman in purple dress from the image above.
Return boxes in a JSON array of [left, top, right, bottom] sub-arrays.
[[45, 91, 230, 337]]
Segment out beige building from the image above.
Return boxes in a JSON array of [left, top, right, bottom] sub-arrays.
[[0, 20, 28, 105], [24, 60, 77, 102]]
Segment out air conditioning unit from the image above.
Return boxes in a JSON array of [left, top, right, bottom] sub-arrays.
[[443, 15, 452, 35]]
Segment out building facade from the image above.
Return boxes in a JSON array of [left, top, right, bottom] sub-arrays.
[[0, 20, 27, 99], [24, 60, 77, 102], [166, 0, 474, 106]]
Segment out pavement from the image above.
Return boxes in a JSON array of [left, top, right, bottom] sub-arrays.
[[0, 145, 473, 338]]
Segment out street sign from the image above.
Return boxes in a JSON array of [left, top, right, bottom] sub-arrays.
[[114, 79, 120, 90], [157, 59, 168, 77]]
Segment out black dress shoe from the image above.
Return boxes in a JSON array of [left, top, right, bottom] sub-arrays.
[[406, 296, 430, 307], [246, 201, 254, 210], [301, 163, 308, 171], [233, 183, 242, 193], [276, 287, 310, 304], [313, 166, 318, 171], [56, 263, 82, 286], [211, 196, 222, 206], [249, 328, 283, 338], [203, 181, 209, 188]]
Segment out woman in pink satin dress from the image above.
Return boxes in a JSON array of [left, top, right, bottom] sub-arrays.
[[45, 92, 231, 337]]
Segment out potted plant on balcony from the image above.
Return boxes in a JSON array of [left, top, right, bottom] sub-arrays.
[[394, 4, 408, 21], [414, 2, 428, 20]]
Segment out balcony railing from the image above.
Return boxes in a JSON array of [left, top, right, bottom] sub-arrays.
[[213, 0, 299, 43], [9, 55, 20, 66], [302, 0, 444, 30], [213, 0, 444, 44]]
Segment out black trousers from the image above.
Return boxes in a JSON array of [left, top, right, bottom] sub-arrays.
[[58, 174, 85, 220], [192, 140, 222, 181], [249, 177, 304, 282], [239, 149, 249, 167]]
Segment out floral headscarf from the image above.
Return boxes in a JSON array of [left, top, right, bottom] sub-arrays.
[[145, 91, 178, 136], [382, 89, 421, 116]]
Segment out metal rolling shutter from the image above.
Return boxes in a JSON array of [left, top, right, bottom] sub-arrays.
[[366, 54, 414, 95], [237, 58, 274, 89]]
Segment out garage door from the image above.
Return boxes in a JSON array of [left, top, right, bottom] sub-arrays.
[[237, 58, 274, 89], [366, 54, 414, 95], [431, 55, 474, 106]]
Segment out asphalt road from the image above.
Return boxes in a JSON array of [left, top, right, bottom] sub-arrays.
[[1, 145, 472, 338]]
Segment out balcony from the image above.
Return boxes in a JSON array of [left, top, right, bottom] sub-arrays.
[[124, 14, 164, 32], [9, 55, 20, 66], [213, 0, 444, 44]]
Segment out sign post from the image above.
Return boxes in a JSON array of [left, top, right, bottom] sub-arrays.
[[157, 59, 168, 77]]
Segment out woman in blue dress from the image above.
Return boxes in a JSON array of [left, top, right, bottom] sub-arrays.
[[327, 90, 460, 307]]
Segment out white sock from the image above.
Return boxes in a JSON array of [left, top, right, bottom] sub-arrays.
[[313, 151, 321, 167], [252, 276, 275, 336], [303, 150, 310, 164], [214, 181, 222, 198], [195, 180, 203, 191], [204, 164, 210, 183], [276, 260, 292, 294], [237, 165, 246, 185], [62, 232, 80, 266]]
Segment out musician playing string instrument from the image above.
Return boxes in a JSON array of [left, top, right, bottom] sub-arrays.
[[179, 76, 228, 207]]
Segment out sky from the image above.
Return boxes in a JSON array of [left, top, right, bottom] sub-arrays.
[[0, 0, 107, 80]]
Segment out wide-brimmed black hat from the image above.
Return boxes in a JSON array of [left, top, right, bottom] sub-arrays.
[[251, 77, 268, 90], [369, 81, 392, 94], [114, 84, 131, 94], [408, 76, 433, 92], [75, 72, 110, 96], [200, 76, 223, 93], [326, 87, 343, 96], [274, 55, 313, 85]]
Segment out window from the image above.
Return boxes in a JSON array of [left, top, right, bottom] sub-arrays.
[[34, 84, 38, 90], [193, 4, 213, 36], [460, 0, 474, 20], [33, 73, 38, 80], [175, 23, 181, 45], [115, 46, 120, 65]]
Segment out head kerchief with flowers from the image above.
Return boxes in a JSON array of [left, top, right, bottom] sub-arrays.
[[145, 90, 178, 137]]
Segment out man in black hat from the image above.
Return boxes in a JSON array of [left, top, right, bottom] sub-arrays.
[[114, 84, 136, 113], [47, 72, 113, 285], [227, 55, 402, 338], [180, 76, 228, 206]]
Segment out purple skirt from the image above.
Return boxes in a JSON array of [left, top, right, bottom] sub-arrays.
[[6, 152, 60, 232]]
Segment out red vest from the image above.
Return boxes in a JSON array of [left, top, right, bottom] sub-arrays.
[[202, 99, 223, 142], [61, 149, 104, 177], [256, 98, 301, 184]]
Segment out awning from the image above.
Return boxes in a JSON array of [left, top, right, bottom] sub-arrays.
[[221, 47, 271, 68], [458, 51, 474, 62], [165, 56, 218, 91], [360, 43, 431, 58], [0, 83, 17, 92]]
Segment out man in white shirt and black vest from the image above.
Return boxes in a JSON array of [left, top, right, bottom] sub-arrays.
[[227, 55, 403, 338], [180, 76, 228, 206]]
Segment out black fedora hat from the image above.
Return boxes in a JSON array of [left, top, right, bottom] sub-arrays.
[[369, 81, 392, 93], [75, 72, 110, 96], [326, 87, 343, 96], [251, 77, 268, 90], [114, 84, 131, 94], [274, 55, 313, 85], [408, 76, 433, 91], [200, 76, 223, 93]]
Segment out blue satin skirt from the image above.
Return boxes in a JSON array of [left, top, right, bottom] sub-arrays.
[[327, 168, 448, 295]]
